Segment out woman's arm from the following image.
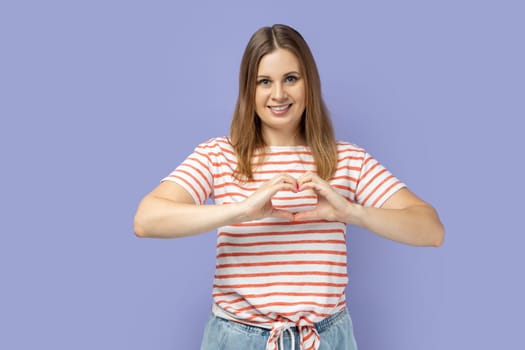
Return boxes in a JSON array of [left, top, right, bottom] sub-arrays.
[[294, 172, 444, 247], [133, 174, 298, 238], [133, 181, 244, 238], [348, 188, 444, 247]]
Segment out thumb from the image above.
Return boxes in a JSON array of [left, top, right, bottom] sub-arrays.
[[270, 209, 295, 221], [293, 209, 320, 222]]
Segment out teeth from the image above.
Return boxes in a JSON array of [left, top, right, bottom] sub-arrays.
[[271, 105, 290, 111]]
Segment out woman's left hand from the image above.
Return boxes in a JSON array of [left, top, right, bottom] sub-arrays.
[[292, 172, 444, 246], [293, 172, 355, 223]]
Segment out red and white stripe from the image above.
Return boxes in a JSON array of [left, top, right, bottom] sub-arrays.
[[163, 137, 405, 349]]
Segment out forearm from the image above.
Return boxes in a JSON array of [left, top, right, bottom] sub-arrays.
[[134, 196, 246, 238], [348, 204, 445, 247]]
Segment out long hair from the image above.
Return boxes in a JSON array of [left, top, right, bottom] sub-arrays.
[[230, 24, 338, 180]]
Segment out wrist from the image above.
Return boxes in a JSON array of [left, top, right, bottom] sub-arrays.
[[344, 202, 365, 226], [231, 201, 252, 223]]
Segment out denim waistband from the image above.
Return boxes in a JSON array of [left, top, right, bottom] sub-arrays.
[[314, 308, 348, 333], [216, 307, 348, 335]]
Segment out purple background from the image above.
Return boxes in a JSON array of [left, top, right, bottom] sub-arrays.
[[1, 1, 524, 349]]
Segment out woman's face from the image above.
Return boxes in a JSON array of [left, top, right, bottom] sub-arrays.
[[254, 48, 306, 145]]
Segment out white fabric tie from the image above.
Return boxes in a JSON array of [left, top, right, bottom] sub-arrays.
[[267, 322, 295, 350], [266, 321, 320, 350], [279, 325, 295, 350]]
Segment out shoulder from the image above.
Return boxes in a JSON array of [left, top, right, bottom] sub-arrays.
[[195, 136, 230, 148], [192, 136, 236, 163], [336, 140, 364, 151], [336, 141, 367, 159], [194, 136, 233, 153]]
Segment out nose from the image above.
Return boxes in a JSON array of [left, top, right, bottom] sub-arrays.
[[271, 82, 287, 101]]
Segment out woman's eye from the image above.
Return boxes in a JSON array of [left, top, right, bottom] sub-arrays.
[[258, 79, 271, 85], [285, 76, 298, 83]]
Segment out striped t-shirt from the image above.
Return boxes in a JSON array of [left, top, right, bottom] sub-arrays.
[[162, 136, 405, 350]]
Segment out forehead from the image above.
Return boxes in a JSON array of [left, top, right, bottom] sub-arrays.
[[257, 48, 302, 75]]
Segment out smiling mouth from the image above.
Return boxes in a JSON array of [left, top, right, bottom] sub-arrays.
[[269, 104, 292, 112]]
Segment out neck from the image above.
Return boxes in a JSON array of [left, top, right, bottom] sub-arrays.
[[263, 130, 305, 147]]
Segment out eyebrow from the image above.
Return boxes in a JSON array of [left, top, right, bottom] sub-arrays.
[[256, 71, 301, 79]]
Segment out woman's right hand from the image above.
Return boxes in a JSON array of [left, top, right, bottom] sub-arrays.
[[239, 173, 298, 222], [134, 173, 298, 238]]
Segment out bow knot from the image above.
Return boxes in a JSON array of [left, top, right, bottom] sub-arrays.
[[266, 320, 320, 350]]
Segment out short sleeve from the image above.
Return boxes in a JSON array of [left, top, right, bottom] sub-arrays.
[[161, 140, 215, 205], [355, 151, 406, 208]]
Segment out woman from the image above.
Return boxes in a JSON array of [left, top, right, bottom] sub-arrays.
[[134, 24, 444, 350]]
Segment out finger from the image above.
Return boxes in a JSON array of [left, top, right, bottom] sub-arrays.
[[298, 181, 324, 195], [275, 183, 298, 194], [296, 171, 315, 184], [271, 209, 294, 221], [293, 209, 320, 222], [297, 172, 324, 191], [270, 174, 298, 192]]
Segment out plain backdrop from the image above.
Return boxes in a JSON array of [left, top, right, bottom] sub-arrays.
[[1, 1, 524, 349]]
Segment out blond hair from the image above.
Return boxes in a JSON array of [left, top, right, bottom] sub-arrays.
[[230, 24, 337, 180]]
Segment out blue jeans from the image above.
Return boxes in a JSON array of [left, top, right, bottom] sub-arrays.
[[200, 309, 358, 350]]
